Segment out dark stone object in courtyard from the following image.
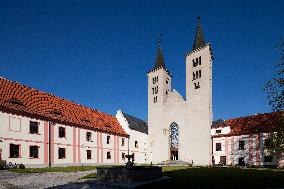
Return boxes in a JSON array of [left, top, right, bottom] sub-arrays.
[[97, 166, 162, 183]]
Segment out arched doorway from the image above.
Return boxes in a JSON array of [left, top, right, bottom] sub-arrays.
[[169, 122, 179, 160]]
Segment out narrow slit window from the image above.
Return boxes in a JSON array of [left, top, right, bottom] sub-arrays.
[[59, 127, 66, 138], [87, 150, 92, 159], [199, 70, 201, 78], [107, 135, 110, 144], [121, 138, 125, 146], [107, 151, 111, 159]]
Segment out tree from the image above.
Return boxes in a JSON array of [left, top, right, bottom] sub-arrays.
[[264, 40, 284, 166]]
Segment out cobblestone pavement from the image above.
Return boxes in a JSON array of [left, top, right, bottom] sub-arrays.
[[0, 170, 98, 189]]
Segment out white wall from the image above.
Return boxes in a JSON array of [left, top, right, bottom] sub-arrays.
[[116, 110, 148, 164]]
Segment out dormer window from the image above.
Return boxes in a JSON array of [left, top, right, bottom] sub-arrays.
[[51, 110, 62, 116], [8, 98, 24, 106], [215, 129, 221, 134], [81, 118, 91, 124]]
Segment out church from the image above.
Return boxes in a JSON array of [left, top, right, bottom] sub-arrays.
[[147, 17, 213, 165], [0, 17, 283, 168]]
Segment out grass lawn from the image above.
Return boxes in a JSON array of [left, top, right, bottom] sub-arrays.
[[162, 166, 284, 188], [10, 165, 97, 173], [79, 173, 97, 180]]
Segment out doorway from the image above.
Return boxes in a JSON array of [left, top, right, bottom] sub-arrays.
[[220, 156, 226, 165]]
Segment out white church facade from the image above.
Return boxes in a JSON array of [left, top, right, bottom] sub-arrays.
[[147, 17, 213, 165]]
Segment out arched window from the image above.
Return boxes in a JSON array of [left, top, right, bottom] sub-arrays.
[[170, 123, 179, 148]]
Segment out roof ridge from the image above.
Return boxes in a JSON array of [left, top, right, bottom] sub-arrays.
[[0, 77, 114, 117]]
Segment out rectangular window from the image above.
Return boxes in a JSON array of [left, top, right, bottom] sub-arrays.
[[239, 141, 245, 150], [87, 150, 92, 159], [122, 152, 125, 160], [199, 56, 201, 65], [9, 117, 21, 132], [216, 143, 222, 151], [30, 146, 39, 158], [199, 70, 201, 78], [86, 132, 92, 141], [30, 121, 39, 134], [107, 135, 110, 144], [121, 138, 125, 146], [107, 151, 111, 159], [193, 72, 196, 80], [264, 155, 273, 162], [9, 144, 20, 158], [58, 148, 66, 159], [135, 141, 138, 148], [59, 127, 66, 138], [215, 130, 221, 134]]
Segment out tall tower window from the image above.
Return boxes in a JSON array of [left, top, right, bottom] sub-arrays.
[[194, 82, 200, 89], [153, 96, 158, 103], [192, 56, 201, 67], [199, 70, 201, 78], [193, 72, 196, 80], [196, 71, 199, 79], [152, 76, 159, 84]]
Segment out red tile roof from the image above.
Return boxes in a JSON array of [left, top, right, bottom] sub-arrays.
[[212, 112, 283, 137], [0, 77, 128, 136]]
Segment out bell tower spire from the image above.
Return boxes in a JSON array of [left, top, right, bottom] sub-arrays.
[[154, 34, 166, 69], [192, 16, 205, 50]]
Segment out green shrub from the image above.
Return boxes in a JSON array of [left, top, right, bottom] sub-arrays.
[[19, 163, 25, 169], [0, 160, 7, 170]]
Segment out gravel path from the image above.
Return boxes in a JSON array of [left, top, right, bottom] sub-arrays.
[[0, 170, 98, 189]]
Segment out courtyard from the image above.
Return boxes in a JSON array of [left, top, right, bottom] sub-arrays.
[[0, 166, 284, 188]]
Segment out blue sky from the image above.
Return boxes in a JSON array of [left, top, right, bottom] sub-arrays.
[[1, 0, 283, 120]]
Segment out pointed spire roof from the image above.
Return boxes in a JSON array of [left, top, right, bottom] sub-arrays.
[[192, 16, 206, 50], [154, 34, 166, 69]]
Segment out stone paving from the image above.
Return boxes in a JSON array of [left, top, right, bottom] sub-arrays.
[[0, 170, 97, 189]]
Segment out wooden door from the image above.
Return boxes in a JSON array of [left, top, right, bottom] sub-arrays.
[[220, 156, 226, 165]]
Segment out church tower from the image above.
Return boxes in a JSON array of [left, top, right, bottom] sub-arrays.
[[185, 16, 213, 165], [147, 36, 173, 163]]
